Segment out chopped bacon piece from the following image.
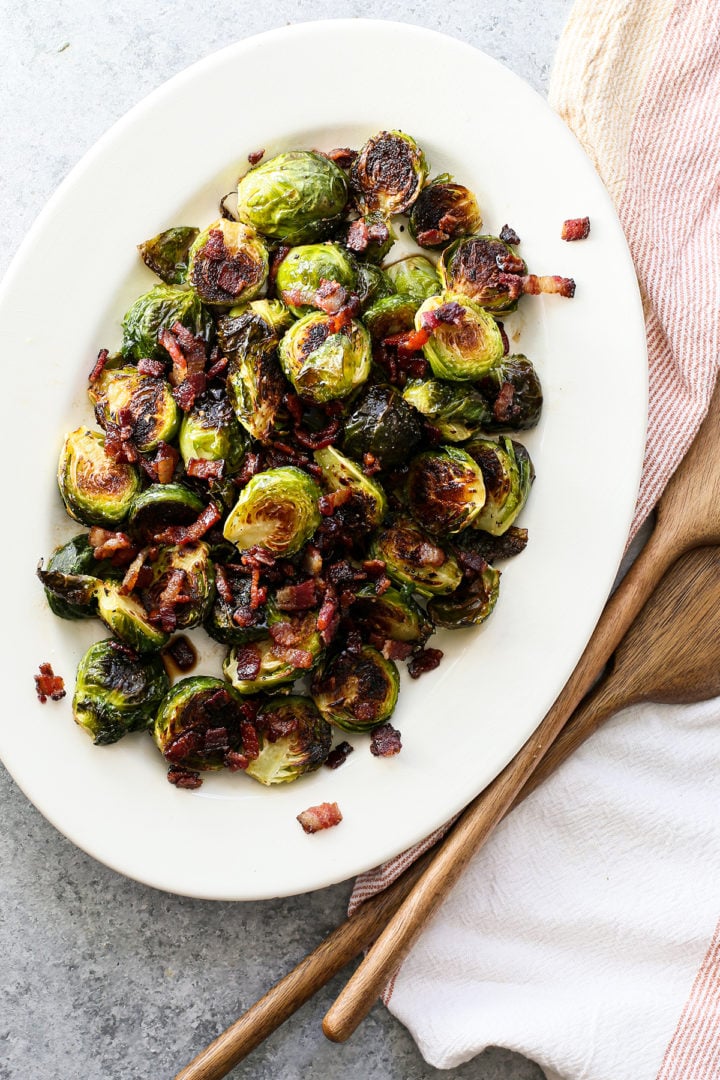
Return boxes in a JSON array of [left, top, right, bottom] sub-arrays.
[[88, 348, 110, 384], [274, 579, 319, 611], [318, 487, 353, 516], [204, 726, 230, 751], [153, 502, 221, 545], [561, 216, 590, 241], [499, 224, 521, 245], [420, 301, 465, 332], [346, 218, 371, 253], [362, 453, 382, 476], [167, 766, 202, 789], [172, 372, 206, 413], [415, 228, 448, 248], [268, 620, 304, 648], [495, 250, 526, 275], [249, 566, 267, 610], [186, 458, 225, 480], [381, 639, 414, 661], [297, 801, 343, 834], [327, 294, 361, 334], [119, 547, 149, 595], [274, 645, 315, 669], [383, 328, 431, 356], [152, 441, 180, 484], [206, 355, 228, 381], [496, 320, 510, 356], [314, 278, 349, 315], [34, 662, 65, 703], [235, 451, 264, 486], [240, 720, 260, 760], [232, 644, 262, 681], [137, 357, 166, 377], [164, 729, 203, 764], [103, 421, 139, 464], [293, 414, 341, 451], [163, 635, 197, 673], [317, 586, 340, 645], [303, 546, 324, 576], [325, 741, 354, 769], [247, 147, 265, 165], [323, 147, 358, 169], [370, 723, 402, 757], [215, 564, 234, 604], [269, 244, 291, 284], [88, 528, 138, 566], [500, 273, 576, 298], [225, 750, 249, 772], [160, 321, 208, 385], [408, 647, 444, 679]]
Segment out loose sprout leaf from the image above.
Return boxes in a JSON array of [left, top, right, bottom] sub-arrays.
[[138, 227, 200, 285]]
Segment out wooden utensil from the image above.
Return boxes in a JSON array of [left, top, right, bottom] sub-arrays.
[[322, 376, 720, 1043], [176, 538, 720, 1080]]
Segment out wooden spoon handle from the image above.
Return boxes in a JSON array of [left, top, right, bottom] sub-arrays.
[[321, 522, 681, 1043]]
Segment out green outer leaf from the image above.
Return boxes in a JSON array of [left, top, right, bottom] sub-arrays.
[[73, 640, 169, 745]]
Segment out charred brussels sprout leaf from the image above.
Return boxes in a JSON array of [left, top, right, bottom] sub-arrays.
[[121, 284, 213, 362], [187, 219, 269, 308], [314, 446, 387, 529], [416, 292, 504, 380], [467, 437, 535, 536], [385, 256, 441, 303], [128, 483, 205, 539], [343, 383, 423, 468], [58, 428, 141, 527], [89, 365, 179, 452], [278, 313, 371, 405], [219, 307, 289, 443], [41, 535, 121, 620], [370, 517, 462, 597], [427, 566, 501, 629], [224, 608, 323, 694], [204, 566, 269, 646], [356, 262, 396, 310], [350, 131, 428, 217], [275, 243, 357, 317], [245, 697, 332, 784], [403, 378, 492, 441], [407, 447, 486, 535], [440, 235, 527, 313], [95, 582, 170, 653], [73, 640, 170, 745], [409, 182, 482, 248], [178, 391, 247, 472], [454, 525, 529, 562], [312, 645, 400, 732], [362, 294, 418, 343], [236, 151, 348, 244], [223, 467, 321, 557], [353, 585, 433, 645], [153, 676, 248, 770], [138, 226, 200, 285], [141, 542, 216, 631], [476, 354, 543, 431], [233, 298, 294, 335]]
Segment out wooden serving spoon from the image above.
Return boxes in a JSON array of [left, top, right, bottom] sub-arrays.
[[175, 542, 720, 1080]]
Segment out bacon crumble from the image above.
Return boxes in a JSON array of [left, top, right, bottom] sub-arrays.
[[325, 741, 354, 769], [34, 662, 66, 703], [370, 723, 402, 757], [561, 216, 590, 241], [297, 801, 343, 834]]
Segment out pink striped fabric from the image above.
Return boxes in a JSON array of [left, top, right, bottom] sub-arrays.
[[349, 0, 720, 1029]]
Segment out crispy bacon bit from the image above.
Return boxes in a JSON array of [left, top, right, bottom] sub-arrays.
[[248, 147, 265, 165], [314, 278, 349, 315], [225, 750, 249, 771], [167, 766, 202, 789], [415, 228, 449, 247], [362, 453, 382, 476], [88, 528, 138, 566], [324, 147, 358, 169], [203, 726, 229, 751], [119, 547, 149, 595], [327, 293, 361, 334], [240, 719, 260, 760], [153, 502, 221, 545], [241, 547, 276, 569], [163, 635, 197, 673], [215, 564, 234, 604], [456, 548, 489, 577], [325, 741, 354, 769], [408, 647, 444, 679], [303, 546, 324, 576], [249, 566, 267, 610], [420, 301, 465, 332], [275, 645, 315, 669], [496, 320, 510, 356], [561, 216, 590, 241], [318, 487, 353, 517], [317, 586, 340, 645], [172, 372, 207, 413], [206, 356, 228, 381], [152, 441, 180, 484], [269, 244, 291, 285], [274, 578, 319, 611], [268, 620, 305, 647], [160, 321, 207, 385], [88, 348, 110, 384], [499, 224, 521, 245], [34, 662, 66, 703], [383, 327, 431, 356], [235, 451, 264, 486], [293, 414, 341, 451], [297, 801, 343, 834], [232, 644, 262, 681], [103, 420, 139, 464], [186, 458, 225, 480], [494, 381, 515, 424], [137, 357, 166, 377], [381, 639, 414, 661], [375, 575, 392, 596], [500, 273, 576, 299], [346, 218, 370, 253], [370, 723, 402, 757]]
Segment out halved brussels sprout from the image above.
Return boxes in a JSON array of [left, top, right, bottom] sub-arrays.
[[476, 354, 543, 431], [187, 219, 269, 307], [467, 437, 535, 536], [275, 243, 357, 317], [416, 292, 504, 380], [353, 585, 433, 645], [402, 378, 492, 441], [439, 235, 526, 313], [362, 295, 418, 343], [231, 298, 294, 335], [343, 383, 424, 468], [204, 565, 269, 646], [128, 483, 205, 539], [219, 306, 289, 443], [350, 131, 428, 217], [153, 676, 248, 770], [73, 639, 170, 745], [385, 256, 441, 303], [223, 467, 321, 557], [278, 312, 371, 405], [370, 516, 462, 597], [41, 534, 121, 620], [121, 284, 213, 362], [407, 447, 486, 535], [178, 390, 247, 472], [312, 645, 400, 732], [224, 609, 323, 694], [356, 262, 396, 310], [245, 696, 332, 784], [140, 541, 215, 631], [236, 151, 348, 244], [427, 566, 501, 629], [409, 182, 482, 248], [138, 226, 200, 285], [58, 428, 141, 527], [89, 366, 179, 452], [95, 582, 170, 653], [314, 446, 387, 529]]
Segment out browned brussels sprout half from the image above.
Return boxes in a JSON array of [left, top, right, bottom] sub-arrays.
[[407, 446, 486, 535], [141, 542, 216, 631], [355, 262, 396, 310], [58, 428, 141, 527], [350, 131, 428, 217], [313, 446, 387, 529], [409, 181, 482, 248], [440, 235, 527, 313], [153, 676, 249, 770], [224, 607, 323, 693], [370, 516, 462, 597], [312, 645, 400, 732], [121, 284, 213, 362], [219, 305, 290, 444], [187, 219, 269, 308], [353, 585, 433, 646], [138, 226, 200, 285], [236, 151, 349, 244], [476, 354, 543, 431], [467, 437, 535, 536], [415, 292, 504, 380], [275, 243, 357, 317], [73, 640, 170, 745], [223, 467, 321, 557], [427, 566, 501, 629], [343, 383, 424, 468], [362, 295, 419, 343], [89, 365, 179, 452], [204, 565, 269, 646], [128, 483, 205, 539], [385, 256, 441, 303], [278, 312, 371, 405], [245, 696, 332, 784], [40, 534, 122, 620], [178, 390, 247, 472], [402, 378, 492, 442]]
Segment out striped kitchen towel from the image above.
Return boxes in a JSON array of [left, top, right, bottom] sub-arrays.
[[348, 3, 720, 1077]]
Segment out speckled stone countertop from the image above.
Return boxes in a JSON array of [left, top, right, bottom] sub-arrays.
[[1, 3, 571, 1077]]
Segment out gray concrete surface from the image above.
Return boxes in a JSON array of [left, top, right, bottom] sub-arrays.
[[1, 2, 572, 1076]]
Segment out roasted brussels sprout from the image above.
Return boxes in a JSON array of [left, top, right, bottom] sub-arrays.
[[138, 226, 200, 285], [58, 428, 141, 527], [343, 383, 424, 468], [41, 534, 121, 620], [362, 294, 418, 343], [141, 542, 216, 630], [178, 390, 247, 472], [153, 676, 248, 770], [355, 262, 396, 310], [89, 365, 179, 452], [440, 235, 526, 313], [370, 517, 462, 597], [224, 609, 323, 693], [314, 446, 387, 529], [409, 181, 482, 248], [187, 219, 269, 308], [415, 292, 504, 380], [476, 354, 543, 431], [312, 645, 400, 732], [121, 284, 213, 362], [204, 565, 269, 646], [128, 483, 205, 539], [350, 131, 428, 217], [427, 566, 501, 629], [236, 151, 348, 244], [278, 312, 371, 405], [385, 256, 441, 303], [455, 524, 529, 562], [407, 447, 486, 535], [95, 582, 170, 653], [244, 696, 332, 784], [73, 639, 170, 745], [236, 298, 294, 335], [219, 306, 289, 443], [223, 467, 321, 557], [402, 378, 492, 441], [353, 585, 433, 645], [467, 437, 535, 535], [275, 243, 357, 317]]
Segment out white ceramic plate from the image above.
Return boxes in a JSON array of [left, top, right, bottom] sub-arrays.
[[0, 20, 646, 900]]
